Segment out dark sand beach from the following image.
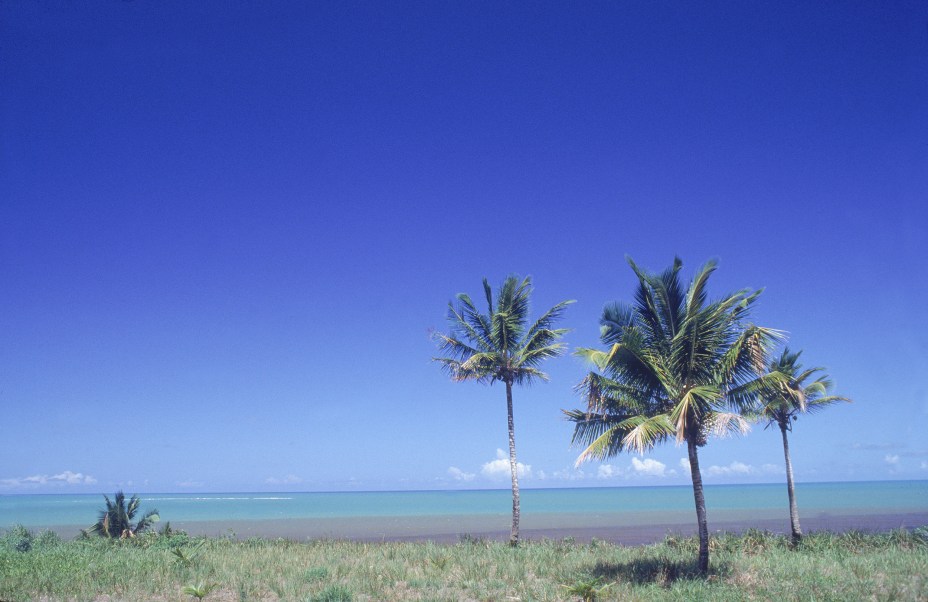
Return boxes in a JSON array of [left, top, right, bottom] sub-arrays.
[[146, 509, 928, 545]]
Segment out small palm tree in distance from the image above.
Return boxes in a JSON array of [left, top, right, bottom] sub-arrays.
[[89, 491, 159, 538], [748, 347, 850, 545]]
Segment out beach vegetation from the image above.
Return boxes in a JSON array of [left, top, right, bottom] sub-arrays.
[[746, 348, 851, 545], [563, 575, 610, 601], [0, 524, 60, 554], [182, 580, 218, 600], [434, 275, 573, 546], [88, 491, 160, 539], [309, 584, 354, 601], [171, 540, 205, 567], [564, 257, 780, 575], [304, 566, 330, 582], [1, 524, 34, 552], [458, 532, 489, 546], [0, 528, 925, 600]]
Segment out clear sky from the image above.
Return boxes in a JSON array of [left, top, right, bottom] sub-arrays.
[[1, 1, 926, 494]]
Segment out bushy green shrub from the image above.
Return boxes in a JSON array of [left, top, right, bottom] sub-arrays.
[[33, 529, 61, 549], [1, 525, 34, 552], [913, 525, 928, 544], [309, 584, 353, 602]]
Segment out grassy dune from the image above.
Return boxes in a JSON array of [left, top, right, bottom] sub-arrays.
[[1, 526, 926, 601]]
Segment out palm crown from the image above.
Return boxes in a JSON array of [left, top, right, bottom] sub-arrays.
[[751, 347, 850, 430], [434, 276, 573, 386], [566, 257, 781, 460], [89, 491, 159, 539]]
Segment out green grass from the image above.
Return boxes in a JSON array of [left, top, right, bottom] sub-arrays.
[[1, 526, 926, 601]]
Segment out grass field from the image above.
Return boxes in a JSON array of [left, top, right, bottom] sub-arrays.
[[1, 525, 926, 601]]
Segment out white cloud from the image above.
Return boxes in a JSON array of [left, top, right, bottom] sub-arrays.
[[481, 449, 532, 480], [176, 479, 204, 488], [760, 463, 784, 474], [679, 458, 691, 474], [884, 454, 900, 466], [597, 464, 624, 479], [706, 461, 754, 477], [265, 474, 303, 485], [0, 470, 97, 488], [630, 457, 672, 477], [550, 467, 587, 481], [850, 442, 899, 451], [447, 467, 475, 482], [54, 471, 96, 484]]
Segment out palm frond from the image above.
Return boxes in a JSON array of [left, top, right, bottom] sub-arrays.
[[707, 411, 752, 438], [727, 370, 790, 412], [566, 409, 668, 464], [805, 394, 851, 413], [563, 408, 614, 446], [669, 385, 720, 442], [716, 324, 784, 389], [574, 371, 650, 415], [445, 302, 492, 353], [460, 351, 503, 377], [684, 258, 719, 321], [134, 509, 160, 534], [603, 330, 664, 396], [574, 346, 612, 370], [523, 300, 575, 349], [519, 326, 570, 361], [620, 413, 675, 454], [433, 331, 482, 363], [652, 257, 684, 336], [510, 366, 550, 385], [573, 425, 622, 465], [518, 340, 568, 369], [626, 257, 670, 346], [599, 301, 635, 344], [482, 278, 494, 316]]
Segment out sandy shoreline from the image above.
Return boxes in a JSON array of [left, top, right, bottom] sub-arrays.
[[40, 509, 928, 544]]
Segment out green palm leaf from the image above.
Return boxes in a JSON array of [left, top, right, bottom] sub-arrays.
[[89, 491, 159, 538]]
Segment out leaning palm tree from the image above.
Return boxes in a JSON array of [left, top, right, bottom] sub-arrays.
[[565, 257, 780, 575], [434, 275, 573, 545], [89, 491, 159, 539], [748, 348, 850, 545]]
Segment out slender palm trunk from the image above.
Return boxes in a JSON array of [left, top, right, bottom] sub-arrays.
[[687, 437, 710, 576], [505, 380, 520, 546], [780, 423, 802, 546]]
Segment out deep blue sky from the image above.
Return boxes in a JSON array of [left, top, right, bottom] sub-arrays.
[[1, 1, 926, 493]]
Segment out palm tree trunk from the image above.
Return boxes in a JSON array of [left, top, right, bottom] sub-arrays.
[[505, 380, 520, 546], [780, 423, 802, 545], [687, 437, 710, 576]]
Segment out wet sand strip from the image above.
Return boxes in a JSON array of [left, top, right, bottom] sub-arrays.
[[156, 510, 928, 545]]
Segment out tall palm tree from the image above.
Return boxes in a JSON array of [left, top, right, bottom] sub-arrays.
[[434, 275, 573, 545], [565, 257, 779, 575], [749, 348, 850, 545], [89, 491, 159, 539]]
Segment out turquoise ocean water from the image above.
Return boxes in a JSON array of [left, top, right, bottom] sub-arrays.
[[2, 481, 926, 530]]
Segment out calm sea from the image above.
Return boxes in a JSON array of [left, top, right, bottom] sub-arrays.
[[2, 481, 926, 530]]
